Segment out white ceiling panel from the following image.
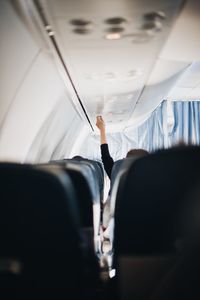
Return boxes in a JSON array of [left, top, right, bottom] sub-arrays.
[[41, 0, 192, 130], [168, 62, 200, 100], [129, 60, 187, 126], [160, 0, 200, 62]]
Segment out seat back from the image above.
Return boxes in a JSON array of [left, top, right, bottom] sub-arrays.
[[86, 159, 104, 202], [113, 145, 200, 300], [47, 162, 94, 228], [65, 158, 104, 202], [150, 180, 200, 300], [48, 160, 102, 255], [0, 163, 84, 299], [110, 159, 124, 192], [110, 157, 140, 217]]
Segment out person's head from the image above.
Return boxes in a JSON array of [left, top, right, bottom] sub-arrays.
[[72, 155, 84, 160], [126, 149, 149, 158]]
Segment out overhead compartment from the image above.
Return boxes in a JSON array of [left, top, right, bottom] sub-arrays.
[[0, 0, 89, 163]]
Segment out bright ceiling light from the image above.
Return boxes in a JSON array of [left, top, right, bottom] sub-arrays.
[[105, 33, 122, 40]]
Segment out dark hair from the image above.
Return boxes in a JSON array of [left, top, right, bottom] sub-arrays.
[[72, 155, 84, 160], [126, 149, 149, 158]]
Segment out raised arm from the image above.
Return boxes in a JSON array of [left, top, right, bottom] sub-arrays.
[[96, 116, 107, 144], [96, 116, 114, 179]]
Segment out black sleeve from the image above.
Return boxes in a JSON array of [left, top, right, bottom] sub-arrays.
[[100, 143, 114, 180]]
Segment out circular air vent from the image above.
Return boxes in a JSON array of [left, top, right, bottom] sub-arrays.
[[104, 17, 127, 25], [106, 27, 125, 33], [73, 28, 91, 34], [70, 19, 91, 26], [143, 11, 166, 21], [141, 11, 165, 34], [142, 20, 162, 31], [69, 18, 92, 34]]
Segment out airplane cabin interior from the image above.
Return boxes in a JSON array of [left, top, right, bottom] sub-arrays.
[[1, 0, 200, 299]]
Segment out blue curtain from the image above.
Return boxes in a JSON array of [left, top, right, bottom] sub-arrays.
[[127, 100, 200, 153], [169, 101, 200, 146], [106, 100, 168, 158], [80, 100, 200, 161], [136, 100, 168, 152]]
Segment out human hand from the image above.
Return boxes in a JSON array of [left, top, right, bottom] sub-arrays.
[[96, 116, 105, 131]]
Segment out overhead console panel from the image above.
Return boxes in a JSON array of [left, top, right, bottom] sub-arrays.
[[40, 0, 184, 131]]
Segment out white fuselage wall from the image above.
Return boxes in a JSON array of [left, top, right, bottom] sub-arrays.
[[0, 0, 88, 163]]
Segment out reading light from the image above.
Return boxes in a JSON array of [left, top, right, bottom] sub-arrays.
[[105, 33, 122, 40]]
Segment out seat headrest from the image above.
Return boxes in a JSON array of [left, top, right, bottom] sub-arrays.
[[114, 145, 200, 255]]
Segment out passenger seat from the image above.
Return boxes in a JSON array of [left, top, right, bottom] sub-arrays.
[[0, 163, 98, 299], [112, 145, 200, 300]]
